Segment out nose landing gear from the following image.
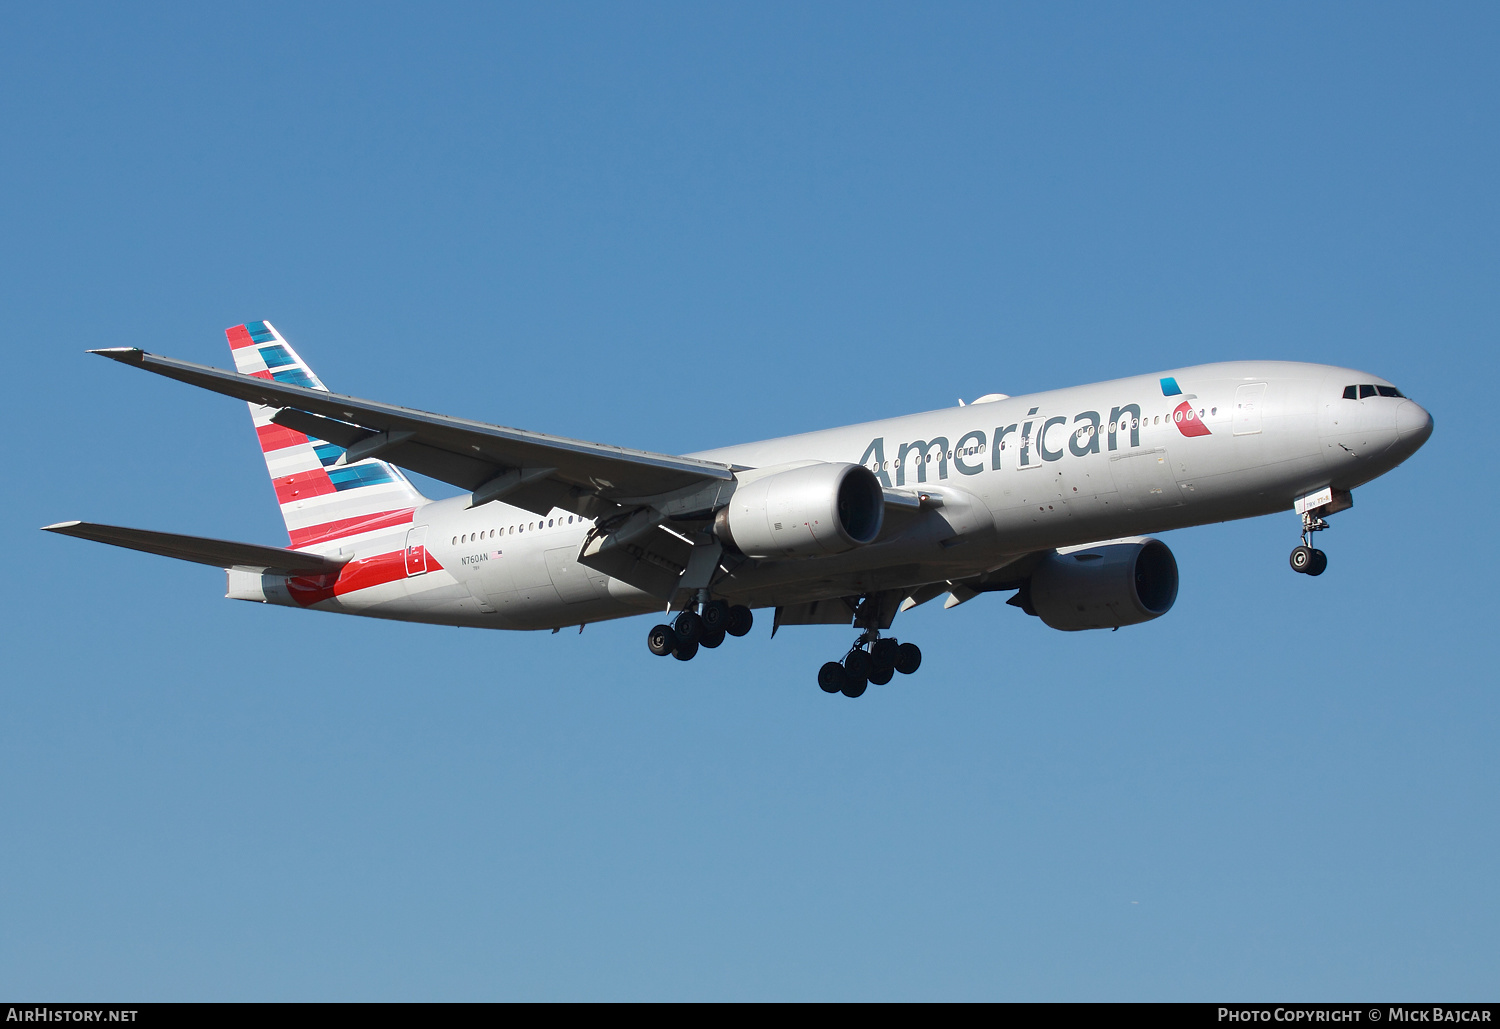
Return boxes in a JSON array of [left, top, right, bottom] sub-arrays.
[[1290, 511, 1329, 576]]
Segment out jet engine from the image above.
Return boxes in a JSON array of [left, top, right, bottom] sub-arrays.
[[1025, 537, 1178, 631], [715, 462, 884, 559]]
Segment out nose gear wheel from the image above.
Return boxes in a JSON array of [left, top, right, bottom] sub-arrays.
[[1289, 511, 1330, 576]]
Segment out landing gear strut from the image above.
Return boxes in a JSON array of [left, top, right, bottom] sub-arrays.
[[817, 629, 922, 699], [646, 600, 754, 661], [1289, 511, 1329, 577]]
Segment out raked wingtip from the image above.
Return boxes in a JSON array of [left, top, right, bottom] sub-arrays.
[[87, 347, 146, 362]]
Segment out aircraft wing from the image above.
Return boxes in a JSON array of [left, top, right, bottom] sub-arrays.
[[42, 520, 348, 575], [90, 348, 735, 517]]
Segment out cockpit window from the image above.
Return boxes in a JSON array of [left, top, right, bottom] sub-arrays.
[[1344, 384, 1406, 399]]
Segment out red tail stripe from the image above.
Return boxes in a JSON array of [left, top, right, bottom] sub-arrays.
[[336, 550, 434, 596], [226, 324, 255, 350], [286, 549, 445, 607], [256, 423, 309, 453], [272, 469, 336, 505], [250, 369, 274, 380], [287, 508, 417, 548]]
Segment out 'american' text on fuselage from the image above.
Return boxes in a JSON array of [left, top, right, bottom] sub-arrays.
[[858, 402, 1148, 487]]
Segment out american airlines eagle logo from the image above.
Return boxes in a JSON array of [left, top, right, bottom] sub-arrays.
[[1172, 400, 1211, 437], [1161, 377, 1211, 437]]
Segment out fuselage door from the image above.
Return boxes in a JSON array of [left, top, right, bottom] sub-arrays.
[[404, 525, 429, 576], [1233, 382, 1267, 436]]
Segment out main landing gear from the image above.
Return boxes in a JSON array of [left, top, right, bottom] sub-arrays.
[[817, 631, 922, 699], [1289, 511, 1329, 577], [646, 598, 754, 661]]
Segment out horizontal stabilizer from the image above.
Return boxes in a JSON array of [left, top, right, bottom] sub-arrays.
[[41, 521, 348, 575]]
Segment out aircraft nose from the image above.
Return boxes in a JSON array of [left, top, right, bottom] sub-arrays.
[[1396, 400, 1433, 446]]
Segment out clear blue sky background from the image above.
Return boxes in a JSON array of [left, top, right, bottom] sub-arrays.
[[2, 2, 1495, 1001]]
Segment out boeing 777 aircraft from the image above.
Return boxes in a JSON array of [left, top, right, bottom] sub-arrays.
[[46, 322, 1433, 697]]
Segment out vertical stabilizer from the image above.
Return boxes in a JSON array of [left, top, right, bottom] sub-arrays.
[[227, 321, 428, 551]]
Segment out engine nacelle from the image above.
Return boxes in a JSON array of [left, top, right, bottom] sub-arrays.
[[715, 462, 884, 559], [1028, 537, 1179, 631]]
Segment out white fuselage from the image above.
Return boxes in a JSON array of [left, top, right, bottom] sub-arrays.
[[230, 361, 1431, 630]]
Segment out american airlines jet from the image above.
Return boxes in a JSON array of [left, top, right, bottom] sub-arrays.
[[46, 322, 1433, 698]]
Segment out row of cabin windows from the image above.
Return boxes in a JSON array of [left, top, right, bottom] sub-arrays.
[[455, 514, 591, 547], [1343, 384, 1405, 399], [863, 408, 1221, 470]]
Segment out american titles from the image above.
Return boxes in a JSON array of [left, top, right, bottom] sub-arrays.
[[858, 403, 1147, 488]]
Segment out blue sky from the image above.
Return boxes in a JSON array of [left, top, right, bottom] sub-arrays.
[[2, 3, 1496, 1000]]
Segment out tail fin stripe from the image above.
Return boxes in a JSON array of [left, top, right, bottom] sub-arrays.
[[287, 508, 416, 548], [227, 324, 256, 350], [258, 344, 298, 369], [273, 471, 336, 504], [328, 465, 398, 490], [256, 423, 310, 453], [270, 367, 317, 389]]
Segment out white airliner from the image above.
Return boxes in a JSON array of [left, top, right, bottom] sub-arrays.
[[46, 322, 1433, 697]]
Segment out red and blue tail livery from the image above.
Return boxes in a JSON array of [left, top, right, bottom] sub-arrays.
[[226, 321, 427, 550]]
